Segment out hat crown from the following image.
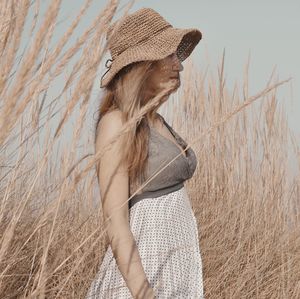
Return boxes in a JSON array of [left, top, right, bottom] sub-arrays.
[[107, 8, 172, 59]]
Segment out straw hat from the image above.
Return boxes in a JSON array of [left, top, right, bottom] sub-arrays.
[[100, 7, 202, 88]]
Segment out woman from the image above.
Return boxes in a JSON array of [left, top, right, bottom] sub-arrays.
[[86, 7, 204, 299]]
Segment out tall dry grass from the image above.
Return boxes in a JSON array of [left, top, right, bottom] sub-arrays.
[[0, 0, 299, 298]]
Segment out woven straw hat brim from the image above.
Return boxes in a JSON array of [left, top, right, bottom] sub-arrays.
[[101, 26, 202, 88]]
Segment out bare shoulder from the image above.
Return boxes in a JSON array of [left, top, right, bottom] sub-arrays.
[[97, 110, 123, 132], [96, 110, 124, 145]]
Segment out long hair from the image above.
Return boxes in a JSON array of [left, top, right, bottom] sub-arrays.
[[94, 60, 159, 194]]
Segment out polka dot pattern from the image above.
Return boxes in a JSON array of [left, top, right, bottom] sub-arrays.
[[85, 186, 204, 298]]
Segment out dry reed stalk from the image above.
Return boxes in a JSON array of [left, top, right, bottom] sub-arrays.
[[71, 77, 291, 219], [1, 1, 121, 298], [0, 1, 300, 298], [0, 0, 62, 144], [57, 69, 291, 298]]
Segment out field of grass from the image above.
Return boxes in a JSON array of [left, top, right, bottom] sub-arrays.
[[0, 1, 299, 298]]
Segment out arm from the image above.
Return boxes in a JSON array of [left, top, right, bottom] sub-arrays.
[[96, 111, 156, 299]]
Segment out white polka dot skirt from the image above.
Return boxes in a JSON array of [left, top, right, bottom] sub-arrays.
[[86, 186, 204, 298]]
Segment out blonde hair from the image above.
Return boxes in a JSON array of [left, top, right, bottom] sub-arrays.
[[94, 60, 159, 191]]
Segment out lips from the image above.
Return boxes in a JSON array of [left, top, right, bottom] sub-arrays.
[[170, 72, 179, 79]]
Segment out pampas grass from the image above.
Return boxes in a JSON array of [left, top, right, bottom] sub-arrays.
[[0, 0, 299, 298]]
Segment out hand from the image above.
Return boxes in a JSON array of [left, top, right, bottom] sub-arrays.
[[143, 286, 156, 299]]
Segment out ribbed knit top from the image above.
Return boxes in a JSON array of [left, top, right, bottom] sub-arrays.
[[128, 115, 197, 209]]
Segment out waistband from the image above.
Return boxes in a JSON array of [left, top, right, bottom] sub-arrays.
[[128, 182, 184, 209]]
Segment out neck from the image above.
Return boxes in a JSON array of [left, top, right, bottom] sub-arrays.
[[147, 112, 163, 128]]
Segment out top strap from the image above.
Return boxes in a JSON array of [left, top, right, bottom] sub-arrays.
[[161, 116, 188, 148]]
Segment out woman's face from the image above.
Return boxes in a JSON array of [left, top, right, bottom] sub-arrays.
[[147, 52, 184, 94]]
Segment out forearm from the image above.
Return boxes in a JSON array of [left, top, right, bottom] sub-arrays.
[[108, 225, 154, 298]]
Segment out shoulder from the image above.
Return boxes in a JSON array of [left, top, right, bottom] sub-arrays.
[[96, 110, 124, 143], [98, 110, 124, 131], [95, 110, 127, 171]]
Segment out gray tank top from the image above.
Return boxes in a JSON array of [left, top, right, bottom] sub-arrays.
[[128, 116, 197, 209]]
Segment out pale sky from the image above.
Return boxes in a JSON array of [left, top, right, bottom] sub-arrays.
[[16, 0, 300, 182], [25, 0, 300, 141], [99, 0, 299, 137]]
